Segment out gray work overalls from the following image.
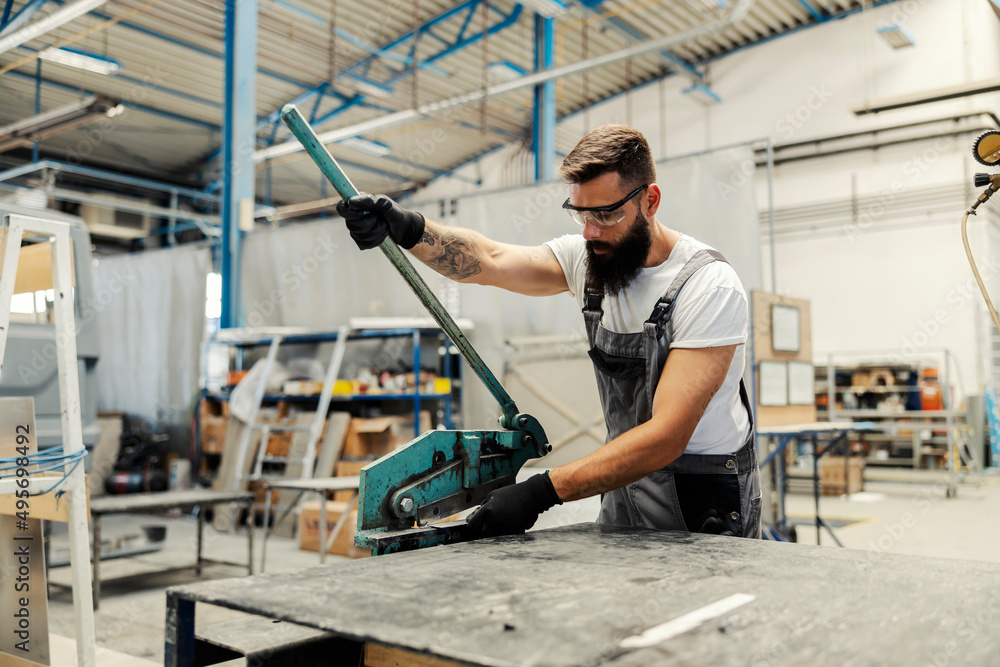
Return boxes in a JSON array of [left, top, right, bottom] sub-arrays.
[[584, 248, 761, 538]]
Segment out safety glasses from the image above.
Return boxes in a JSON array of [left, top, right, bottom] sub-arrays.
[[562, 184, 649, 228]]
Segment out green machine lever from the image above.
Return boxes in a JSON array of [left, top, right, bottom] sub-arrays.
[[280, 106, 550, 554], [280, 104, 521, 429]]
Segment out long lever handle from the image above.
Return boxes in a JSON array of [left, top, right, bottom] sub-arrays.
[[280, 104, 521, 428]]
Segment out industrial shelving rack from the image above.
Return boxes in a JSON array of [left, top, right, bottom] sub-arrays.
[[812, 350, 973, 497], [198, 318, 466, 478]]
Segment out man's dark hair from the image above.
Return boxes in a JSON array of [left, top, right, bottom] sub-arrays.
[[560, 125, 656, 190]]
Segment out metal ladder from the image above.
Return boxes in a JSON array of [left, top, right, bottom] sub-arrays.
[[0, 213, 96, 666], [229, 326, 350, 499]]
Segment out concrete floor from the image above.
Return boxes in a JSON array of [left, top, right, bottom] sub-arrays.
[[39, 471, 1000, 665]]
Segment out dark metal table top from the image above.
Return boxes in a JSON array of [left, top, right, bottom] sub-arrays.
[[167, 524, 1000, 666], [90, 489, 253, 515]]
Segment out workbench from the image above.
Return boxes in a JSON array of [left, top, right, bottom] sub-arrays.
[[86, 489, 254, 610], [165, 524, 1000, 666], [757, 421, 874, 544]]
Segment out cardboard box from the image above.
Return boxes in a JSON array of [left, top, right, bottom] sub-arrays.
[[334, 459, 370, 501], [342, 417, 405, 458], [299, 500, 370, 558], [283, 380, 325, 395], [819, 456, 864, 496], [201, 416, 228, 455], [265, 428, 293, 458]]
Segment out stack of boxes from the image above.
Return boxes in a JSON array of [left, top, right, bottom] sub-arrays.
[[297, 411, 432, 559]]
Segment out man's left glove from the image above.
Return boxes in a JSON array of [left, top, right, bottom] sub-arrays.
[[335, 193, 425, 250], [466, 473, 563, 539]]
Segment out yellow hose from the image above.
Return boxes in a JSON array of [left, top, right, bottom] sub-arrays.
[[961, 210, 1000, 336]]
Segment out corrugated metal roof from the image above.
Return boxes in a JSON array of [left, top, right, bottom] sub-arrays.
[[0, 0, 874, 213]]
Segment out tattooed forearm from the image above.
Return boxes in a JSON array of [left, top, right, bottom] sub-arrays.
[[417, 226, 483, 280]]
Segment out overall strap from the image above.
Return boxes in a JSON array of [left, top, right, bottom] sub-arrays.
[[583, 276, 604, 315], [645, 249, 728, 331]]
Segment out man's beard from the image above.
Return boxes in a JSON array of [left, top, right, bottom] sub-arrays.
[[584, 211, 652, 296]]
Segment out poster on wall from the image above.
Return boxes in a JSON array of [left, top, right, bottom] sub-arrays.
[[771, 305, 801, 353], [759, 360, 789, 407], [788, 361, 816, 405]]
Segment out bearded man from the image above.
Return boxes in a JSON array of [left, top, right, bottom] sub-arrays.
[[338, 124, 760, 539]]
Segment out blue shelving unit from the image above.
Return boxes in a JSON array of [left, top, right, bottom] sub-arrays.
[[202, 325, 461, 441]]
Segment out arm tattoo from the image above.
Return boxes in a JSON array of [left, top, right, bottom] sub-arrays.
[[698, 383, 720, 419], [418, 226, 483, 280]]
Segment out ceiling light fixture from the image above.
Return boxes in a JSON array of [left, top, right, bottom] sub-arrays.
[[877, 24, 915, 49], [0, 95, 123, 153], [342, 73, 395, 99], [340, 136, 391, 157], [682, 83, 721, 106], [38, 47, 121, 75], [487, 61, 527, 84], [0, 0, 109, 56], [516, 0, 567, 17]]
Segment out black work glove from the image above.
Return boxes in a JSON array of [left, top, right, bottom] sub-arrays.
[[335, 193, 425, 250], [466, 473, 563, 539]]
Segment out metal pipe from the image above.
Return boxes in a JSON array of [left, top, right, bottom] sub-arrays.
[[0, 159, 221, 202], [0, 181, 221, 226], [766, 139, 775, 292], [253, 0, 757, 162]]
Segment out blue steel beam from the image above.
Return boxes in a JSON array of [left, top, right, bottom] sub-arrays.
[[344, 0, 519, 91], [42, 0, 314, 90], [198, 0, 522, 171], [3, 69, 221, 130], [0, 0, 47, 37], [794, 0, 825, 22], [0, 0, 14, 28], [7, 44, 235, 114], [583, 11, 704, 84], [220, 0, 257, 329], [425, 0, 906, 189], [533, 13, 554, 182]]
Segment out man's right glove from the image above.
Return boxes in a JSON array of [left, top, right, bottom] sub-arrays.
[[465, 473, 563, 539], [335, 193, 425, 250]]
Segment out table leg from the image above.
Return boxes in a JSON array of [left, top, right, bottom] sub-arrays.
[[319, 492, 327, 565], [322, 492, 358, 555], [813, 434, 820, 546], [92, 514, 101, 611], [196, 508, 204, 576], [164, 593, 195, 667], [246, 500, 254, 575], [262, 487, 273, 573]]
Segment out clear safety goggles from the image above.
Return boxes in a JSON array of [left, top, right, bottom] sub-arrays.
[[562, 184, 649, 228]]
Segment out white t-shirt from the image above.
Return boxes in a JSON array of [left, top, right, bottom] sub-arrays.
[[545, 233, 751, 456]]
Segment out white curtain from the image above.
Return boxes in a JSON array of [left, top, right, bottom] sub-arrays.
[[94, 245, 211, 426], [240, 218, 441, 328]]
